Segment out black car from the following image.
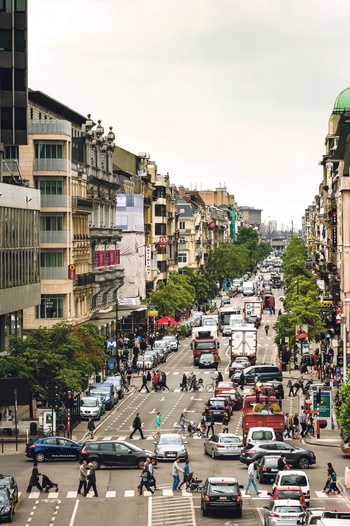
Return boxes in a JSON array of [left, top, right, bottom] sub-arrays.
[[0, 475, 18, 503], [0, 487, 15, 523], [255, 455, 281, 483], [80, 440, 156, 469], [201, 477, 242, 517], [199, 353, 216, 369], [25, 437, 82, 462], [239, 441, 316, 469], [205, 398, 231, 421]]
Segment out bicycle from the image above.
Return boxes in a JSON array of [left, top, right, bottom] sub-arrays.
[[188, 378, 204, 392], [205, 378, 216, 393]]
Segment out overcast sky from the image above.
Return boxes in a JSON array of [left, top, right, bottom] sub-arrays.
[[28, 0, 350, 230]]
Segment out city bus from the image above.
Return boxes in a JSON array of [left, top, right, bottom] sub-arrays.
[[218, 305, 241, 332]]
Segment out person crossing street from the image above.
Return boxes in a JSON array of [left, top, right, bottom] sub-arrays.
[[130, 412, 144, 439]]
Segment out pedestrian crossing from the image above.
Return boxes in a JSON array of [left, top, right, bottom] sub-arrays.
[[20, 489, 347, 500]]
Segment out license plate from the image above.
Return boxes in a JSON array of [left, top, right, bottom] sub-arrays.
[[226, 446, 237, 450], [219, 497, 228, 500], [167, 454, 176, 457], [271, 469, 278, 472], [213, 411, 221, 414]]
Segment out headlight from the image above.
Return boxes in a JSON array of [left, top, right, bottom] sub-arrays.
[[105, 396, 111, 402], [3, 506, 10, 512]]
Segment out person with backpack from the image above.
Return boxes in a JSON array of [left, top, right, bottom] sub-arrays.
[[139, 466, 154, 496], [327, 468, 340, 495], [322, 462, 334, 493]]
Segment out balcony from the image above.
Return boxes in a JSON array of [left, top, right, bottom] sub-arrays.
[[40, 231, 70, 243], [29, 120, 71, 137], [72, 196, 94, 212], [40, 266, 68, 280], [41, 194, 69, 208], [167, 212, 174, 221], [34, 159, 70, 172], [76, 273, 95, 287]]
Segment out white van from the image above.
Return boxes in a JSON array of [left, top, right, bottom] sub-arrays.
[[243, 281, 254, 296], [246, 427, 276, 445], [273, 470, 310, 505]]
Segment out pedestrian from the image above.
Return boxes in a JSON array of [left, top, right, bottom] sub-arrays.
[[153, 412, 162, 439], [161, 371, 169, 391], [265, 323, 269, 335], [172, 457, 184, 492], [139, 372, 150, 393], [130, 412, 144, 439], [293, 413, 299, 439], [206, 412, 215, 437], [178, 459, 191, 490], [284, 413, 293, 439], [148, 459, 158, 490], [214, 353, 221, 370], [277, 454, 286, 471], [181, 373, 188, 391], [84, 463, 98, 497], [239, 370, 245, 390], [77, 459, 88, 495], [305, 413, 314, 436], [87, 416, 95, 440], [216, 371, 223, 384], [327, 469, 340, 495], [222, 412, 229, 433], [287, 378, 294, 397], [300, 411, 307, 438], [178, 413, 186, 435], [322, 462, 334, 493], [189, 372, 197, 391], [245, 460, 260, 495], [26, 462, 43, 493], [139, 465, 154, 496]]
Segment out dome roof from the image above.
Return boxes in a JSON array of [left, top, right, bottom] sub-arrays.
[[333, 87, 350, 113]]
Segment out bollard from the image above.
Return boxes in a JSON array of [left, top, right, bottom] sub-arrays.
[[316, 418, 320, 439]]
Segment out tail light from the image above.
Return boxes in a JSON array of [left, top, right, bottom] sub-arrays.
[[224, 406, 228, 410], [29, 444, 36, 450], [262, 466, 267, 472], [204, 495, 210, 502], [205, 405, 210, 410], [237, 495, 242, 502], [249, 449, 256, 454], [270, 512, 280, 517], [217, 444, 225, 448]]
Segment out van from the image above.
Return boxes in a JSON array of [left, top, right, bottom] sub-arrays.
[[243, 281, 254, 296], [104, 376, 124, 400], [87, 382, 117, 409], [272, 470, 310, 505], [242, 365, 282, 384], [246, 427, 276, 445]]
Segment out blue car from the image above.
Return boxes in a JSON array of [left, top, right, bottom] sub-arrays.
[[25, 436, 82, 462]]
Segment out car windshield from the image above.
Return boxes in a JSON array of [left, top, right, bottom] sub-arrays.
[[0, 491, 8, 502], [209, 483, 237, 494], [158, 436, 182, 445], [154, 343, 165, 348], [252, 431, 274, 441], [264, 458, 279, 467], [201, 354, 214, 360], [277, 491, 302, 500], [220, 437, 240, 444], [280, 475, 307, 486], [274, 506, 303, 513], [209, 400, 225, 408], [82, 399, 98, 407], [0, 479, 10, 488], [90, 386, 110, 394]]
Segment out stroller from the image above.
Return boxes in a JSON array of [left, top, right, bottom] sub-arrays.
[[187, 420, 205, 438], [42, 474, 59, 493]]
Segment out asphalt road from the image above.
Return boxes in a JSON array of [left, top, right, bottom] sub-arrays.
[[2, 291, 350, 526]]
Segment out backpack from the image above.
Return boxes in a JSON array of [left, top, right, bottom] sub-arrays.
[[331, 471, 337, 481], [146, 371, 152, 382]]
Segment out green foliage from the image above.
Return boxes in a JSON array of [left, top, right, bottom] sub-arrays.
[[0, 322, 106, 401], [336, 380, 350, 441], [205, 242, 251, 280], [148, 274, 196, 317]]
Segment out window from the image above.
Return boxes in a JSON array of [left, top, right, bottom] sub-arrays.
[[40, 252, 63, 267], [4, 146, 18, 159], [179, 238, 186, 245], [35, 143, 63, 159], [36, 295, 64, 319], [155, 204, 166, 217], [14, 30, 25, 52], [178, 252, 188, 264], [0, 29, 12, 51], [37, 179, 63, 195], [155, 223, 166, 236], [179, 221, 185, 230], [15, 0, 26, 12], [0, 0, 12, 12], [40, 216, 63, 231]]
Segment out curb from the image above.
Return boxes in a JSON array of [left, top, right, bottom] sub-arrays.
[[303, 438, 340, 448]]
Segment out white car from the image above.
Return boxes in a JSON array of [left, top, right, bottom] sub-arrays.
[[272, 470, 310, 505], [80, 397, 101, 420], [222, 325, 232, 337], [136, 353, 155, 370], [162, 336, 178, 352]]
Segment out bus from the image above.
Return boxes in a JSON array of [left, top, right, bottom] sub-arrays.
[[218, 305, 241, 332]]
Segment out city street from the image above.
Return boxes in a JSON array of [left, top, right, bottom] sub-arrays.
[[2, 294, 350, 526]]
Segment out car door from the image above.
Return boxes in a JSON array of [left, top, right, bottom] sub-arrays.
[[96, 442, 117, 466], [274, 442, 294, 463], [40, 438, 61, 459], [115, 442, 136, 466], [57, 438, 80, 459], [208, 434, 218, 454]]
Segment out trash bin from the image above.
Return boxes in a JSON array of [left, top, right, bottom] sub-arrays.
[[345, 467, 350, 489], [30, 422, 37, 436]]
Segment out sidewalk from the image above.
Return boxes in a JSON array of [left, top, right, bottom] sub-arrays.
[[303, 429, 341, 448]]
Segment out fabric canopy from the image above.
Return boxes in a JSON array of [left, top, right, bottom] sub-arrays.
[[155, 316, 180, 326]]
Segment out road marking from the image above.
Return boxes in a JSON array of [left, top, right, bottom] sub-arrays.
[[66, 492, 76, 498], [106, 491, 116, 498], [125, 490, 134, 497]]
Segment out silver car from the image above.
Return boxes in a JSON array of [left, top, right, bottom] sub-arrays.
[[263, 499, 305, 526], [136, 353, 155, 370], [204, 433, 244, 459], [162, 336, 178, 352], [154, 433, 188, 461], [222, 325, 232, 337]]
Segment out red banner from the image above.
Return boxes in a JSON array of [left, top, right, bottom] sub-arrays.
[[68, 264, 76, 280]]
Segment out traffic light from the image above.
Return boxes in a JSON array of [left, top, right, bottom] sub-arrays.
[[47, 381, 59, 407], [316, 389, 321, 404], [67, 391, 74, 409]]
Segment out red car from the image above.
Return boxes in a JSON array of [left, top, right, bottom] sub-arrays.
[[269, 485, 307, 508]]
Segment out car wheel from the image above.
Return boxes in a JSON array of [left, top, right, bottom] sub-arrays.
[[211, 449, 216, 459], [8, 510, 13, 523], [90, 459, 100, 470], [204, 445, 208, 456], [202, 509, 208, 517], [137, 458, 146, 469], [35, 452, 46, 462], [298, 456, 310, 469]]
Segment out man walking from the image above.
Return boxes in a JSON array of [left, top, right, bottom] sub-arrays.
[[172, 457, 184, 492], [130, 412, 144, 439], [239, 370, 245, 390], [287, 378, 294, 397], [300, 411, 307, 438], [26, 462, 43, 493], [245, 460, 260, 495], [87, 416, 95, 440], [84, 463, 98, 497], [77, 460, 88, 495], [139, 373, 150, 393], [214, 353, 221, 371], [265, 323, 270, 336]]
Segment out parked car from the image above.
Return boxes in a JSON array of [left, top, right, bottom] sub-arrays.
[[204, 433, 244, 459], [25, 437, 82, 462], [153, 340, 169, 361], [80, 396, 102, 420], [239, 442, 316, 469], [136, 352, 156, 370], [201, 477, 242, 517], [272, 470, 311, 505], [0, 475, 18, 503], [147, 349, 161, 366], [263, 499, 306, 526], [256, 455, 280, 484], [162, 335, 179, 352], [80, 440, 156, 469], [205, 398, 231, 421], [269, 485, 307, 508], [199, 353, 216, 369], [154, 433, 188, 461], [87, 382, 117, 410], [0, 487, 15, 523]]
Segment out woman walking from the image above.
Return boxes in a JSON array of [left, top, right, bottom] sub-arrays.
[[153, 412, 162, 439], [178, 413, 186, 435]]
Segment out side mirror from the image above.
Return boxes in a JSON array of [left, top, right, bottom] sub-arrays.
[[238, 484, 244, 489], [183, 440, 188, 444], [263, 506, 269, 510]]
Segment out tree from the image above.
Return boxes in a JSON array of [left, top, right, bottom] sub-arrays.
[[336, 381, 350, 442], [148, 274, 196, 317]]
